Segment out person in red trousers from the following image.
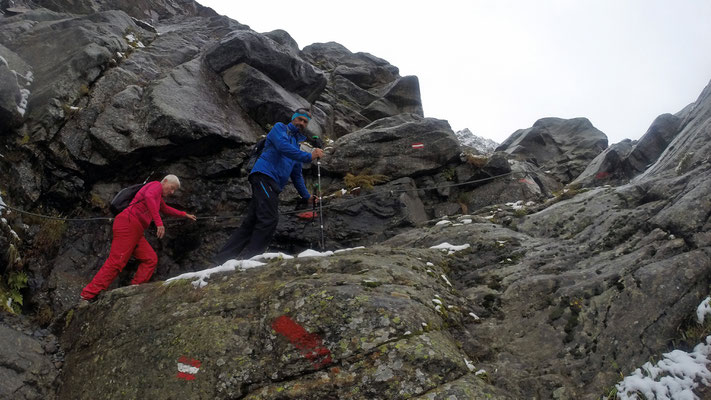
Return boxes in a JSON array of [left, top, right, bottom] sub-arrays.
[[79, 174, 196, 305]]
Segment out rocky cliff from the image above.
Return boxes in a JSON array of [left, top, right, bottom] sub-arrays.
[[1, 1, 711, 399]]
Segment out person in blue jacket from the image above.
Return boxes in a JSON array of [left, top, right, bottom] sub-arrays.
[[214, 108, 324, 263]]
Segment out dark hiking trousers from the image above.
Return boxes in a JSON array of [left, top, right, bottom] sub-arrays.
[[214, 173, 280, 264]]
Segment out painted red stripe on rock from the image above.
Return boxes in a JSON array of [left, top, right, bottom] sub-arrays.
[[177, 372, 196, 381], [272, 315, 332, 368]]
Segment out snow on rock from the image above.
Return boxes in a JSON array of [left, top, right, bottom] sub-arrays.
[[441, 274, 453, 287], [0, 56, 7, 67], [435, 220, 452, 226], [17, 88, 30, 116], [616, 335, 711, 400], [505, 200, 525, 210], [249, 252, 294, 261], [334, 246, 365, 254], [697, 297, 711, 324], [165, 259, 265, 288], [297, 249, 334, 258], [430, 242, 470, 254]]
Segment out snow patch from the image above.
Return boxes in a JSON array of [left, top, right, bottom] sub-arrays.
[[165, 259, 265, 288], [698, 297, 711, 324], [435, 220, 452, 226], [430, 242, 470, 254], [616, 335, 711, 400], [17, 88, 30, 116], [464, 358, 476, 372], [441, 274, 453, 287], [0, 56, 7, 67], [505, 200, 525, 210], [297, 249, 334, 258], [334, 246, 365, 254], [249, 252, 293, 261], [469, 312, 480, 321]]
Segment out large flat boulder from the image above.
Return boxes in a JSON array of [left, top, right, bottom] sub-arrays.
[[59, 248, 510, 399], [323, 115, 461, 179]]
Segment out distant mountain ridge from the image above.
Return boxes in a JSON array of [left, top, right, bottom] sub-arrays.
[[455, 128, 499, 153]]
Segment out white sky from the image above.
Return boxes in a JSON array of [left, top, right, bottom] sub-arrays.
[[198, 0, 711, 144]]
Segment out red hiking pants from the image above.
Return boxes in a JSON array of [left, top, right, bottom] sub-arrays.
[[80, 212, 158, 300]]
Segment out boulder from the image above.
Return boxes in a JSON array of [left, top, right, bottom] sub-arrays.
[[636, 81, 711, 180], [572, 114, 683, 187], [570, 140, 635, 187], [205, 30, 326, 102], [496, 117, 608, 184], [0, 318, 59, 400], [59, 247, 509, 399], [302, 42, 399, 90], [323, 115, 461, 180], [275, 177, 428, 250], [221, 63, 310, 130], [262, 29, 300, 57], [379, 75, 424, 117]]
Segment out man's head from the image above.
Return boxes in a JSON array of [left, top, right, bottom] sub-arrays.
[[290, 108, 311, 132], [161, 174, 181, 197]]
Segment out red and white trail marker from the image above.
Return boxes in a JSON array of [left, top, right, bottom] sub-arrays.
[[411, 143, 424, 149], [176, 356, 202, 381]]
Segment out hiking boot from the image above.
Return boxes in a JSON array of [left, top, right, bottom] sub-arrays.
[[77, 296, 96, 309]]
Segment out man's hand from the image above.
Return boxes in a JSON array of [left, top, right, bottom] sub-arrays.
[[311, 148, 324, 160], [308, 195, 320, 205], [185, 213, 197, 221], [157, 226, 165, 239]]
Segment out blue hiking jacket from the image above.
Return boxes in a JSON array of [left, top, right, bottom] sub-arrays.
[[251, 122, 312, 199]]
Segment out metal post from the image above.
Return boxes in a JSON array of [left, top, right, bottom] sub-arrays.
[[317, 159, 325, 250]]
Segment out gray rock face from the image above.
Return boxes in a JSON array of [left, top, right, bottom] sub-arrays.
[[0, 318, 60, 400], [205, 29, 327, 102], [33, 0, 216, 20], [275, 177, 429, 251], [3, 1, 711, 399], [636, 79, 711, 181], [572, 113, 683, 187], [496, 117, 608, 184], [323, 114, 461, 179], [302, 42, 424, 140], [59, 247, 511, 399], [221, 62, 310, 129]]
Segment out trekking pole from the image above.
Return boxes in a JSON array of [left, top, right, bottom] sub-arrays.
[[317, 159, 325, 250]]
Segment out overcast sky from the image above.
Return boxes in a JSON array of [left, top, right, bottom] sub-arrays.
[[198, 0, 711, 144]]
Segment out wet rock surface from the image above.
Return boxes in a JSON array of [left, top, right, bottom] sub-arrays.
[[1, 0, 711, 399]]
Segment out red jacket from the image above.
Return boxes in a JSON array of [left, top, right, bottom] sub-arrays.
[[124, 181, 186, 229]]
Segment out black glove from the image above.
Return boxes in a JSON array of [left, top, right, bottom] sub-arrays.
[[308, 135, 324, 149]]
